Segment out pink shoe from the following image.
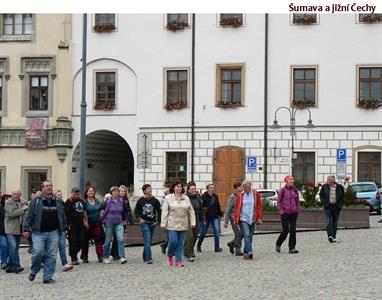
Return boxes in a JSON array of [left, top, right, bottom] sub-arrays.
[[175, 261, 185, 267], [166, 256, 173, 266]]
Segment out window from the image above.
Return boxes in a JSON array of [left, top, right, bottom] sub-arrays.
[[358, 67, 382, 107], [166, 14, 189, 30], [28, 172, 47, 198], [358, 152, 381, 185], [0, 167, 5, 194], [30, 76, 48, 111], [219, 14, 244, 26], [0, 76, 2, 111], [94, 14, 116, 32], [166, 152, 187, 185], [216, 64, 245, 107], [359, 13, 382, 23], [292, 67, 317, 107], [95, 72, 116, 110], [292, 14, 318, 24], [3, 14, 32, 35], [292, 152, 315, 185], [166, 70, 188, 107]]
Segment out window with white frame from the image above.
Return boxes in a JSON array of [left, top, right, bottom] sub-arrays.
[[216, 64, 245, 107], [358, 66, 382, 108], [94, 71, 116, 110], [93, 14, 116, 32], [30, 75, 48, 111], [2, 14, 32, 35], [165, 69, 188, 109], [292, 67, 317, 107], [166, 14, 189, 30]]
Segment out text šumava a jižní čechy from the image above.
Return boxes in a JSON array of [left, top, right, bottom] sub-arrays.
[[289, 3, 376, 14]]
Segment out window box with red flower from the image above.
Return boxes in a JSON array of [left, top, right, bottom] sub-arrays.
[[166, 21, 189, 31], [165, 101, 187, 111], [360, 14, 382, 23], [358, 98, 381, 110], [93, 23, 116, 33], [293, 14, 317, 24], [94, 101, 115, 111], [219, 16, 243, 27], [292, 99, 315, 108], [217, 101, 242, 109]]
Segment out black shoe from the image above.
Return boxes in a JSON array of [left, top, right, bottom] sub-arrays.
[[197, 245, 201, 253], [43, 279, 56, 284], [113, 256, 119, 261], [248, 253, 253, 259], [227, 242, 234, 254], [289, 249, 299, 254], [1, 263, 7, 270], [28, 248, 32, 254], [28, 273, 36, 281], [276, 245, 281, 253], [71, 260, 79, 265], [328, 236, 334, 243], [160, 244, 167, 254], [235, 251, 244, 256], [98, 257, 103, 263], [14, 266, 24, 274], [82, 258, 89, 264], [5, 267, 15, 273], [215, 248, 223, 252]]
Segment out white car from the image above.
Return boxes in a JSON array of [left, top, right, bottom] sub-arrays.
[[257, 189, 278, 206]]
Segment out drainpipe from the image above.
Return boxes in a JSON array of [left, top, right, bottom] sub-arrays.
[[191, 13, 196, 181], [263, 14, 269, 189], [79, 14, 87, 194]]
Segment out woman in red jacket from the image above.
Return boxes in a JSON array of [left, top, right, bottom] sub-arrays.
[[233, 179, 263, 260]]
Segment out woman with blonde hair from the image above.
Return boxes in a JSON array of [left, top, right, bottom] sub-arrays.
[[161, 181, 196, 267]]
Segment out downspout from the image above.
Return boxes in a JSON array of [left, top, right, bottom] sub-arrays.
[[263, 14, 269, 189], [191, 13, 196, 181]]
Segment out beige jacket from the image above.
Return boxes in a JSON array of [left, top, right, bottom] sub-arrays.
[[4, 198, 28, 235], [161, 193, 196, 231]]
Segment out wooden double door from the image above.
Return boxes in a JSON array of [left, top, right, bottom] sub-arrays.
[[213, 147, 245, 211]]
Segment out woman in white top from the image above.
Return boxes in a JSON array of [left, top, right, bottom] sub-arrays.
[[161, 181, 196, 267]]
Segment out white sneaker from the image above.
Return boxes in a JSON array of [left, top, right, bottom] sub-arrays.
[[103, 258, 112, 264], [120, 257, 127, 264], [62, 264, 73, 272]]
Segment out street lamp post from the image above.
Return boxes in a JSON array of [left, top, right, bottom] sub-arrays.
[[270, 106, 315, 174]]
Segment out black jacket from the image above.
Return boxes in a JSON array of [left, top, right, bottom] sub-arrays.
[[319, 183, 345, 209], [201, 192, 223, 220], [0, 202, 5, 235], [186, 192, 204, 224], [134, 196, 161, 223]]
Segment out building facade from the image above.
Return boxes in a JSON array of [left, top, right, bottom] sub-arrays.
[[68, 13, 382, 207], [0, 14, 73, 198]]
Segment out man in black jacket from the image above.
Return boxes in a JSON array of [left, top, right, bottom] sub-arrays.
[[197, 184, 223, 252], [319, 175, 345, 243]]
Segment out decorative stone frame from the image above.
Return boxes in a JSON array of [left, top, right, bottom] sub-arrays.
[[0, 166, 5, 193], [19, 56, 56, 117], [0, 57, 10, 116], [21, 166, 52, 199]]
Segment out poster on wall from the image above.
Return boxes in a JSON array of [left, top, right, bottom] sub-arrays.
[[25, 117, 48, 149]]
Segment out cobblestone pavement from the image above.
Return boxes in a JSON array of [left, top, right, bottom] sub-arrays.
[[1, 216, 382, 300]]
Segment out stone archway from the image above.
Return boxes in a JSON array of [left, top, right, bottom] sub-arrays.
[[71, 130, 134, 196]]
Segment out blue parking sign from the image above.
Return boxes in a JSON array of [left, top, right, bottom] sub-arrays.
[[247, 156, 257, 172], [336, 149, 347, 162]]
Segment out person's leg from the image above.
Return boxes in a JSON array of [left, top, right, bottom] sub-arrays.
[[58, 233, 68, 266], [175, 231, 187, 263], [248, 223, 255, 254], [230, 217, 242, 252], [288, 214, 297, 250], [81, 225, 90, 261], [211, 218, 220, 250], [191, 225, 198, 256], [31, 233, 46, 276], [332, 206, 341, 239], [94, 223, 104, 260], [239, 222, 250, 254], [6, 234, 18, 270], [148, 224, 155, 260], [324, 208, 333, 238], [276, 215, 290, 248], [77, 226, 86, 261], [111, 232, 119, 259], [184, 228, 194, 258], [140, 223, 151, 262], [197, 219, 210, 248], [12, 235, 21, 268], [42, 230, 59, 282], [115, 224, 126, 259], [167, 230, 177, 257], [0, 235, 9, 267], [103, 224, 114, 259], [68, 227, 78, 262]]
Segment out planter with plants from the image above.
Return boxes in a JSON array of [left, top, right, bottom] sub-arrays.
[[219, 17, 242, 27], [292, 99, 315, 109], [94, 102, 115, 111], [93, 23, 116, 32], [217, 101, 242, 109], [165, 101, 187, 111], [360, 14, 382, 23], [166, 21, 189, 31], [358, 98, 381, 110], [294, 15, 317, 24]]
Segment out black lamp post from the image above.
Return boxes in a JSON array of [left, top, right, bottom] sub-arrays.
[[270, 106, 315, 175]]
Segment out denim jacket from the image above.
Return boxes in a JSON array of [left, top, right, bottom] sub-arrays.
[[23, 195, 67, 234]]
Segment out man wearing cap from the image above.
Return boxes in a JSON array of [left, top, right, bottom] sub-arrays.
[[64, 187, 88, 265]]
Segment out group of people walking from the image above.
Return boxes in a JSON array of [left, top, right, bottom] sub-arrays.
[[0, 174, 345, 283]]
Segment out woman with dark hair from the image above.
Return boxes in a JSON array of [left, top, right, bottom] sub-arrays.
[[81, 187, 104, 263], [0, 194, 11, 269], [161, 181, 196, 267]]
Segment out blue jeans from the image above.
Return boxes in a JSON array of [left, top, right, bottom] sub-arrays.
[[140, 223, 155, 262], [240, 222, 255, 254], [7, 234, 21, 269], [0, 234, 9, 265], [58, 233, 68, 266], [324, 205, 341, 238], [197, 218, 220, 249], [167, 230, 187, 263], [31, 230, 59, 281], [103, 223, 125, 259]]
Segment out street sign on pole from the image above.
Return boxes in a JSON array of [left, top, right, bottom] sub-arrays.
[[137, 133, 152, 169], [336, 148, 347, 162], [247, 156, 257, 172], [336, 163, 346, 179]]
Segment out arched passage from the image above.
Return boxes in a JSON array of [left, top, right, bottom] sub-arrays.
[[72, 130, 134, 195]]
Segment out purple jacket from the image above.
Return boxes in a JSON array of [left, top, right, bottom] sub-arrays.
[[277, 185, 300, 215]]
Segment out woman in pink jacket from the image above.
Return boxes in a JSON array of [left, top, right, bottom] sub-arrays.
[[275, 175, 300, 254]]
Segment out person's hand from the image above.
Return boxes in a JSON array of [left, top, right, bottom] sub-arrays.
[[22, 205, 29, 211], [191, 225, 196, 229], [84, 221, 89, 229], [224, 223, 228, 229], [23, 231, 30, 239], [256, 219, 263, 224], [139, 219, 145, 224]]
